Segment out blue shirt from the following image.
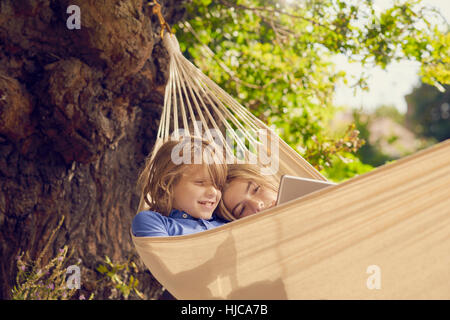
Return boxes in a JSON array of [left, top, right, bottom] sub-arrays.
[[132, 209, 228, 237]]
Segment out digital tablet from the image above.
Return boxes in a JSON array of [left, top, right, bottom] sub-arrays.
[[276, 175, 336, 205]]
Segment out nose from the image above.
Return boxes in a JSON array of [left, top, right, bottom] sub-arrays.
[[205, 184, 218, 198]]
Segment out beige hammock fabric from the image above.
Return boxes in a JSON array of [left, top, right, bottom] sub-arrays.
[[133, 34, 450, 299], [134, 140, 450, 299]]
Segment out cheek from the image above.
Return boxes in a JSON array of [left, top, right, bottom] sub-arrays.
[[263, 189, 277, 202], [222, 191, 233, 211]]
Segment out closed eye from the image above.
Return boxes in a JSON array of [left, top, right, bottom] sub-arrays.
[[239, 205, 245, 217]]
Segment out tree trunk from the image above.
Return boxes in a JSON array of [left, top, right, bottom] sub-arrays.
[[0, 0, 186, 299]]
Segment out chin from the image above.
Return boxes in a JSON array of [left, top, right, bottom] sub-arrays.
[[194, 211, 213, 220]]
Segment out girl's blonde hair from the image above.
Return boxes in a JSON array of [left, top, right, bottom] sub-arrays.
[[216, 163, 279, 221], [137, 136, 227, 216]]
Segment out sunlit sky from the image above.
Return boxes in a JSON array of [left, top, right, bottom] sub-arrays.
[[331, 0, 449, 113]]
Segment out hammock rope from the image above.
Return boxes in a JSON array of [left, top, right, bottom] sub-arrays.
[[147, 0, 173, 39], [137, 31, 326, 213]]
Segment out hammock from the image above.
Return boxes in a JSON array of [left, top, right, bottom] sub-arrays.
[[132, 33, 450, 299]]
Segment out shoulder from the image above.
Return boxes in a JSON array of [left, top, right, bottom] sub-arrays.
[[132, 210, 169, 237], [211, 214, 229, 225], [133, 210, 166, 222]]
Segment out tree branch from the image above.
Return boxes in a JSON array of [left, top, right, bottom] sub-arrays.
[[218, 0, 332, 31]]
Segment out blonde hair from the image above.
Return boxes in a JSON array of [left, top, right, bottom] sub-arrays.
[[216, 164, 279, 221], [137, 136, 227, 216]]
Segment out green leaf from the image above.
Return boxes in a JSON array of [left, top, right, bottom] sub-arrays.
[[96, 265, 108, 274]]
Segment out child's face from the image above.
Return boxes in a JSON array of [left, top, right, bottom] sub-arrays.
[[222, 178, 277, 219], [172, 165, 222, 220]]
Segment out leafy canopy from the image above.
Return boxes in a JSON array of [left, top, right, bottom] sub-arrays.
[[172, 0, 449, 181]]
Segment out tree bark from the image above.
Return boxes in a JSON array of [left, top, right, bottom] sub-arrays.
[[0, 0, 186, 299]]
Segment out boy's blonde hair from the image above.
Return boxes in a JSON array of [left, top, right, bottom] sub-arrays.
[[216, 164, 279, 221], [137, 136, 227, 216]]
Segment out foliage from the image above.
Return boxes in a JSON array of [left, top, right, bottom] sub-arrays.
[[405, 82, 450, 141], [350, 105, 436, 167], [419, 32, 450, 90], [96, 255, 145, 300], [373, 105, 406, 125], [172, 0, 448, 179], [321, 152, 373, 182], [352, 109, 397, 167], [11, 216, 88, 300], [299, 123, 365, 171], [10, 215, 146, 300]]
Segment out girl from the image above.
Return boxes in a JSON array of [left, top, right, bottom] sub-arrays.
[[217, 163, 279, 221], [132, 136, 228, 237]]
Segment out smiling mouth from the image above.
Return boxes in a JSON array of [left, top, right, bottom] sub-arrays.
[[198, 200, 216, 208]]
